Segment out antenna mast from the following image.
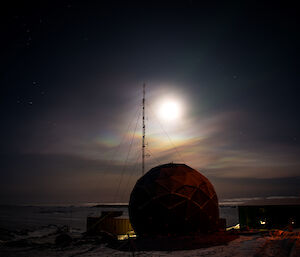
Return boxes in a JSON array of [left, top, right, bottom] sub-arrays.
[[142, 83, 145, 175]]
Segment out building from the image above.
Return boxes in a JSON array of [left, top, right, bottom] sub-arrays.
[[238, 198, 300, 230]]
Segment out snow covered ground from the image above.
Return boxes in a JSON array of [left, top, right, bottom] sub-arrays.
[[0, 229, 266, 257], [2, 229, 299, 257], [2, 231, 294, 257]]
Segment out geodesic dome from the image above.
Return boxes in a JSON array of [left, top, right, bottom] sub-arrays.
[[128, 163, 219, 236]]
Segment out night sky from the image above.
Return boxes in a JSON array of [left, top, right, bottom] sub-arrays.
[[1, 0, 299, 205]]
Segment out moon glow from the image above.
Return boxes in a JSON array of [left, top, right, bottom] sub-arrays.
[[158, 100, 181, 121]]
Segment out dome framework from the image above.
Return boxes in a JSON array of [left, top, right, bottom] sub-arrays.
[[129, 163, 219, 236]]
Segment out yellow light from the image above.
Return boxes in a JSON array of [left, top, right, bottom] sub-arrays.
[[226, 224, 240, 230], [117, 231, 136, 241]]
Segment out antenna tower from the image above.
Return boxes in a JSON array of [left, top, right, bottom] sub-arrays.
[[142, 83, 145, 175]]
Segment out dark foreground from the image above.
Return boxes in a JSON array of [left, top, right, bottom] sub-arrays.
[[107, 232, 238, 251], [1, 225, 300, 257]]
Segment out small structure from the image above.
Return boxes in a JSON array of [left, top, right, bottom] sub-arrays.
[[87, 211, 134, 239], [129, 163, 220, 236], [238, 198, 300, 230]]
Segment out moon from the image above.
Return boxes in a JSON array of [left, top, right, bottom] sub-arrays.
[[158, 100, 181, 121]]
